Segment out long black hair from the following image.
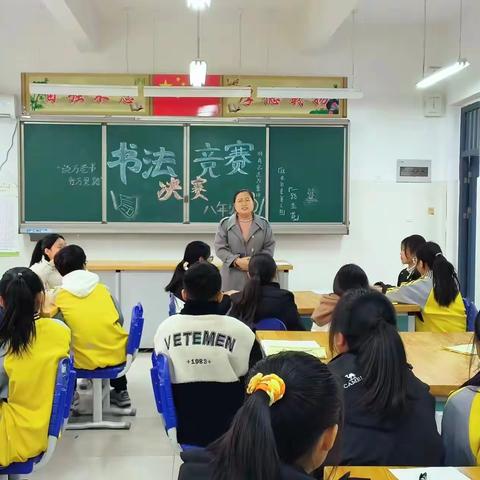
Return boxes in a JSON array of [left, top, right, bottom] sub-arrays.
[[29, 233, 65, 266], [165, 241, 211, 297], [463, 311, 480, 388], [330, 289, 408, 417], [229, 253, 276, 326], [0, 267, 44, 355], [333, 264, 369, 296], [210, 351, 342, 480], [416, 241, 460, 307]]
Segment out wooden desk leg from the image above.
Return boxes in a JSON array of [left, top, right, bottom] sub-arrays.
[[277, 269, 289, 289]]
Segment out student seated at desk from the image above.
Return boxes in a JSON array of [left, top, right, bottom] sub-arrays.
[[154, 262, 256, 447], [53, 245, 131, 408], [0, 268, 70, 466], [165, 240, 231, 315], [442, 312, 480, 466], [386, 242, 466, 332], [179, 351, 341, 480], [29, 233, 66, 290], [328, 289, 444, 466], [229, 253, 304, 331], [311, 264, 369, 329]]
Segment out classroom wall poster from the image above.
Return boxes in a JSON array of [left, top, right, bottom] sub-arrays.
[[222, 75, 347, 118], [21, 73, 150, 115], [151, 74, 222, 116]]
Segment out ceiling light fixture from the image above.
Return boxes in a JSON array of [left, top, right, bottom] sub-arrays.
[[189, 11, 207, 87], [187, 0, 211, 11]]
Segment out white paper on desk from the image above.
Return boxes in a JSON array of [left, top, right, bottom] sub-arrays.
[[260, 340, 327, 359], [389, 467, 469, 480], [0, 193, 19, 253], [445, 344, 476, 355]]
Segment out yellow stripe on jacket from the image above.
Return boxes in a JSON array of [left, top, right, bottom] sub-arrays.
[[55, 283, 128, 370], [0, 318, 71, 466]]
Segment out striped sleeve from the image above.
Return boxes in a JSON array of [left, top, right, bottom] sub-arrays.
[[386, 276, 432, 308]]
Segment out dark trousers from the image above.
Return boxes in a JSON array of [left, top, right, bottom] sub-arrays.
[[110, 375, 127, 391]]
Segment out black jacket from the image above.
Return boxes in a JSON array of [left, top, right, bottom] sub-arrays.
[[230, 282, 304, 331], [397, 267, 421, 286], [328, 353, 444, 466], [178, 448, 314, 480]]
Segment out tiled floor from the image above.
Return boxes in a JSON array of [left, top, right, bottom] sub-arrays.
[[28, 354, 181, 480]]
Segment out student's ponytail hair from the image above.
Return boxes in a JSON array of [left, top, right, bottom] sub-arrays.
[[330, 289, 408, 417], [29, 233, 65, 266], [0, 267, 44, 355], [165, 241, 211, 295], [229, 253, 277, 326], [210, 351, 342, 480], [416, 241, 460, 307]]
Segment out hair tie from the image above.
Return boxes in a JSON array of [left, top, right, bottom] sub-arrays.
[[183, 261, 189, 271], [435, 252, 442, 257], [247, 373, 286, 407], [17, 272, 23, 277]]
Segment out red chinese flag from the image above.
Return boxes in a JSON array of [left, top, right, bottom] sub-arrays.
[[152, 74, 222, 116]]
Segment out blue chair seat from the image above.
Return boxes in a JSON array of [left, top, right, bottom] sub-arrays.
[[75, 363, 127, 380], [0, 455, 42, 475]]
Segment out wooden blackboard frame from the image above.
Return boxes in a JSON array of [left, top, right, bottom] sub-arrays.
[[19, 116, 349, 235]]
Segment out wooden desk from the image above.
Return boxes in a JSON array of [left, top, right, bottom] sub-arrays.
[[255, 331, 475, 398], [293, 290, 421, 316], [324, 466, 480, 479]]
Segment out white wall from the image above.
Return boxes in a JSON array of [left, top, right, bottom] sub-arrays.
[[0, 4, 475, 291]]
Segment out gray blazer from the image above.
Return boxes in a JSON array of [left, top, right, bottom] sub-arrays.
[[214, 214, 276, 291]]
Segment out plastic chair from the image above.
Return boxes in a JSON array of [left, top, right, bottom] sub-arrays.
[[0, 357, 75, 479], [150, 353, 199, 451], [463, 297, 478, 331], [255, 318, 287, 331], [168, 293, 184, 316], [66, 303, 144, 430]]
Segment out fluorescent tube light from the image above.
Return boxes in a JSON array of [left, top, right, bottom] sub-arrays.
[[416, 59, 470, 89], [187, 0, 211, 10], [189, 60, 207, 87], [256, 87, 363, 99], [29, 83, 139, 97], [144, 86, 251, 98]]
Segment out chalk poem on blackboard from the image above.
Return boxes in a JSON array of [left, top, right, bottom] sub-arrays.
[[304, 188, 319, 205], [193, 142, 223, 179], [256, 153, 263, 196], [110, 190, 138, 219], [157, 177, 183, 202], [225, 140, 254, 175], [68, 176, 101, 187], [58, 163, 96, 175], [191, 176, 208, 201], [277, 167, 286, 175], [279, 170, 286, 216], [56, 163, 100, 188], [289, 187, 300, 222], [108, 142, 179, 186]]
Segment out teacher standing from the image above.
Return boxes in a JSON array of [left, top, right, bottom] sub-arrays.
[[214, 189, 276, 291]]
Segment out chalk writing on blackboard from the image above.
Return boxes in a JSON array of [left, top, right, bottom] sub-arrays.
[[193, 142, 223, 178], [304, 188, 319, 205], [56, 163, 101, 188], [278, 167, 286, 216], [289, 187, 300, 222], [204, 201, 231, 217], [110, 190, 138, 219], [191, 176, 208, 201], [157, 177, 183, 202], [108, 142, 178, 185], [225, 140, 254, 175]]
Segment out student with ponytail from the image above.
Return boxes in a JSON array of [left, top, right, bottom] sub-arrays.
[[387, 241, 466, 332], [229, 253, 304, 330], [328, 289, 443, 466], [442, 312, 480, 466], [29, 233, 66, 290], [179, 351, 341, 480], [0, 267, 70, 466]]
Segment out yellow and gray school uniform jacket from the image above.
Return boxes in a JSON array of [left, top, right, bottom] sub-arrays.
[[386, 273, 466, 332], [55, 270, 128, 370], [0, 317, 71, 466], [153, 301, 256, 447], [442, 382, 480, 466]]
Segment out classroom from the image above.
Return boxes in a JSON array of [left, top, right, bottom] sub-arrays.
[[0, 0, 480, 479]]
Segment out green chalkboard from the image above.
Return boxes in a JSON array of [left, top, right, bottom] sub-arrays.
[[107, 125, 184, 222], [268, 126, 345, 223], [24, 123, 102, 222], [189, 126, 266, 223]]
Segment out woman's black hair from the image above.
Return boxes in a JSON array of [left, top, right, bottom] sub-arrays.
[[463, 312, 480, 388], [229, 253, 277, 326], [232, 189, 255, 204], [165, 241, 211, 297], [29, 233, 65, 266], [329, 289, 408, 417], [332, 264, 369, 296], [210, 351, 341, 480], [54, 245, 87, 277], [416, 241, 460, 307], [0, 267, 43, 355], [401, 234, 426, 257], [183, 262, 222, 301]]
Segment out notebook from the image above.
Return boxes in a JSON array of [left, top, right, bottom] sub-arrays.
[[445, 344, 476, 355], [260, 340, 327, 359]]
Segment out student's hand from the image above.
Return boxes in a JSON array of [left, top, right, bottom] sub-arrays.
[[235, 257, 250, 271]]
